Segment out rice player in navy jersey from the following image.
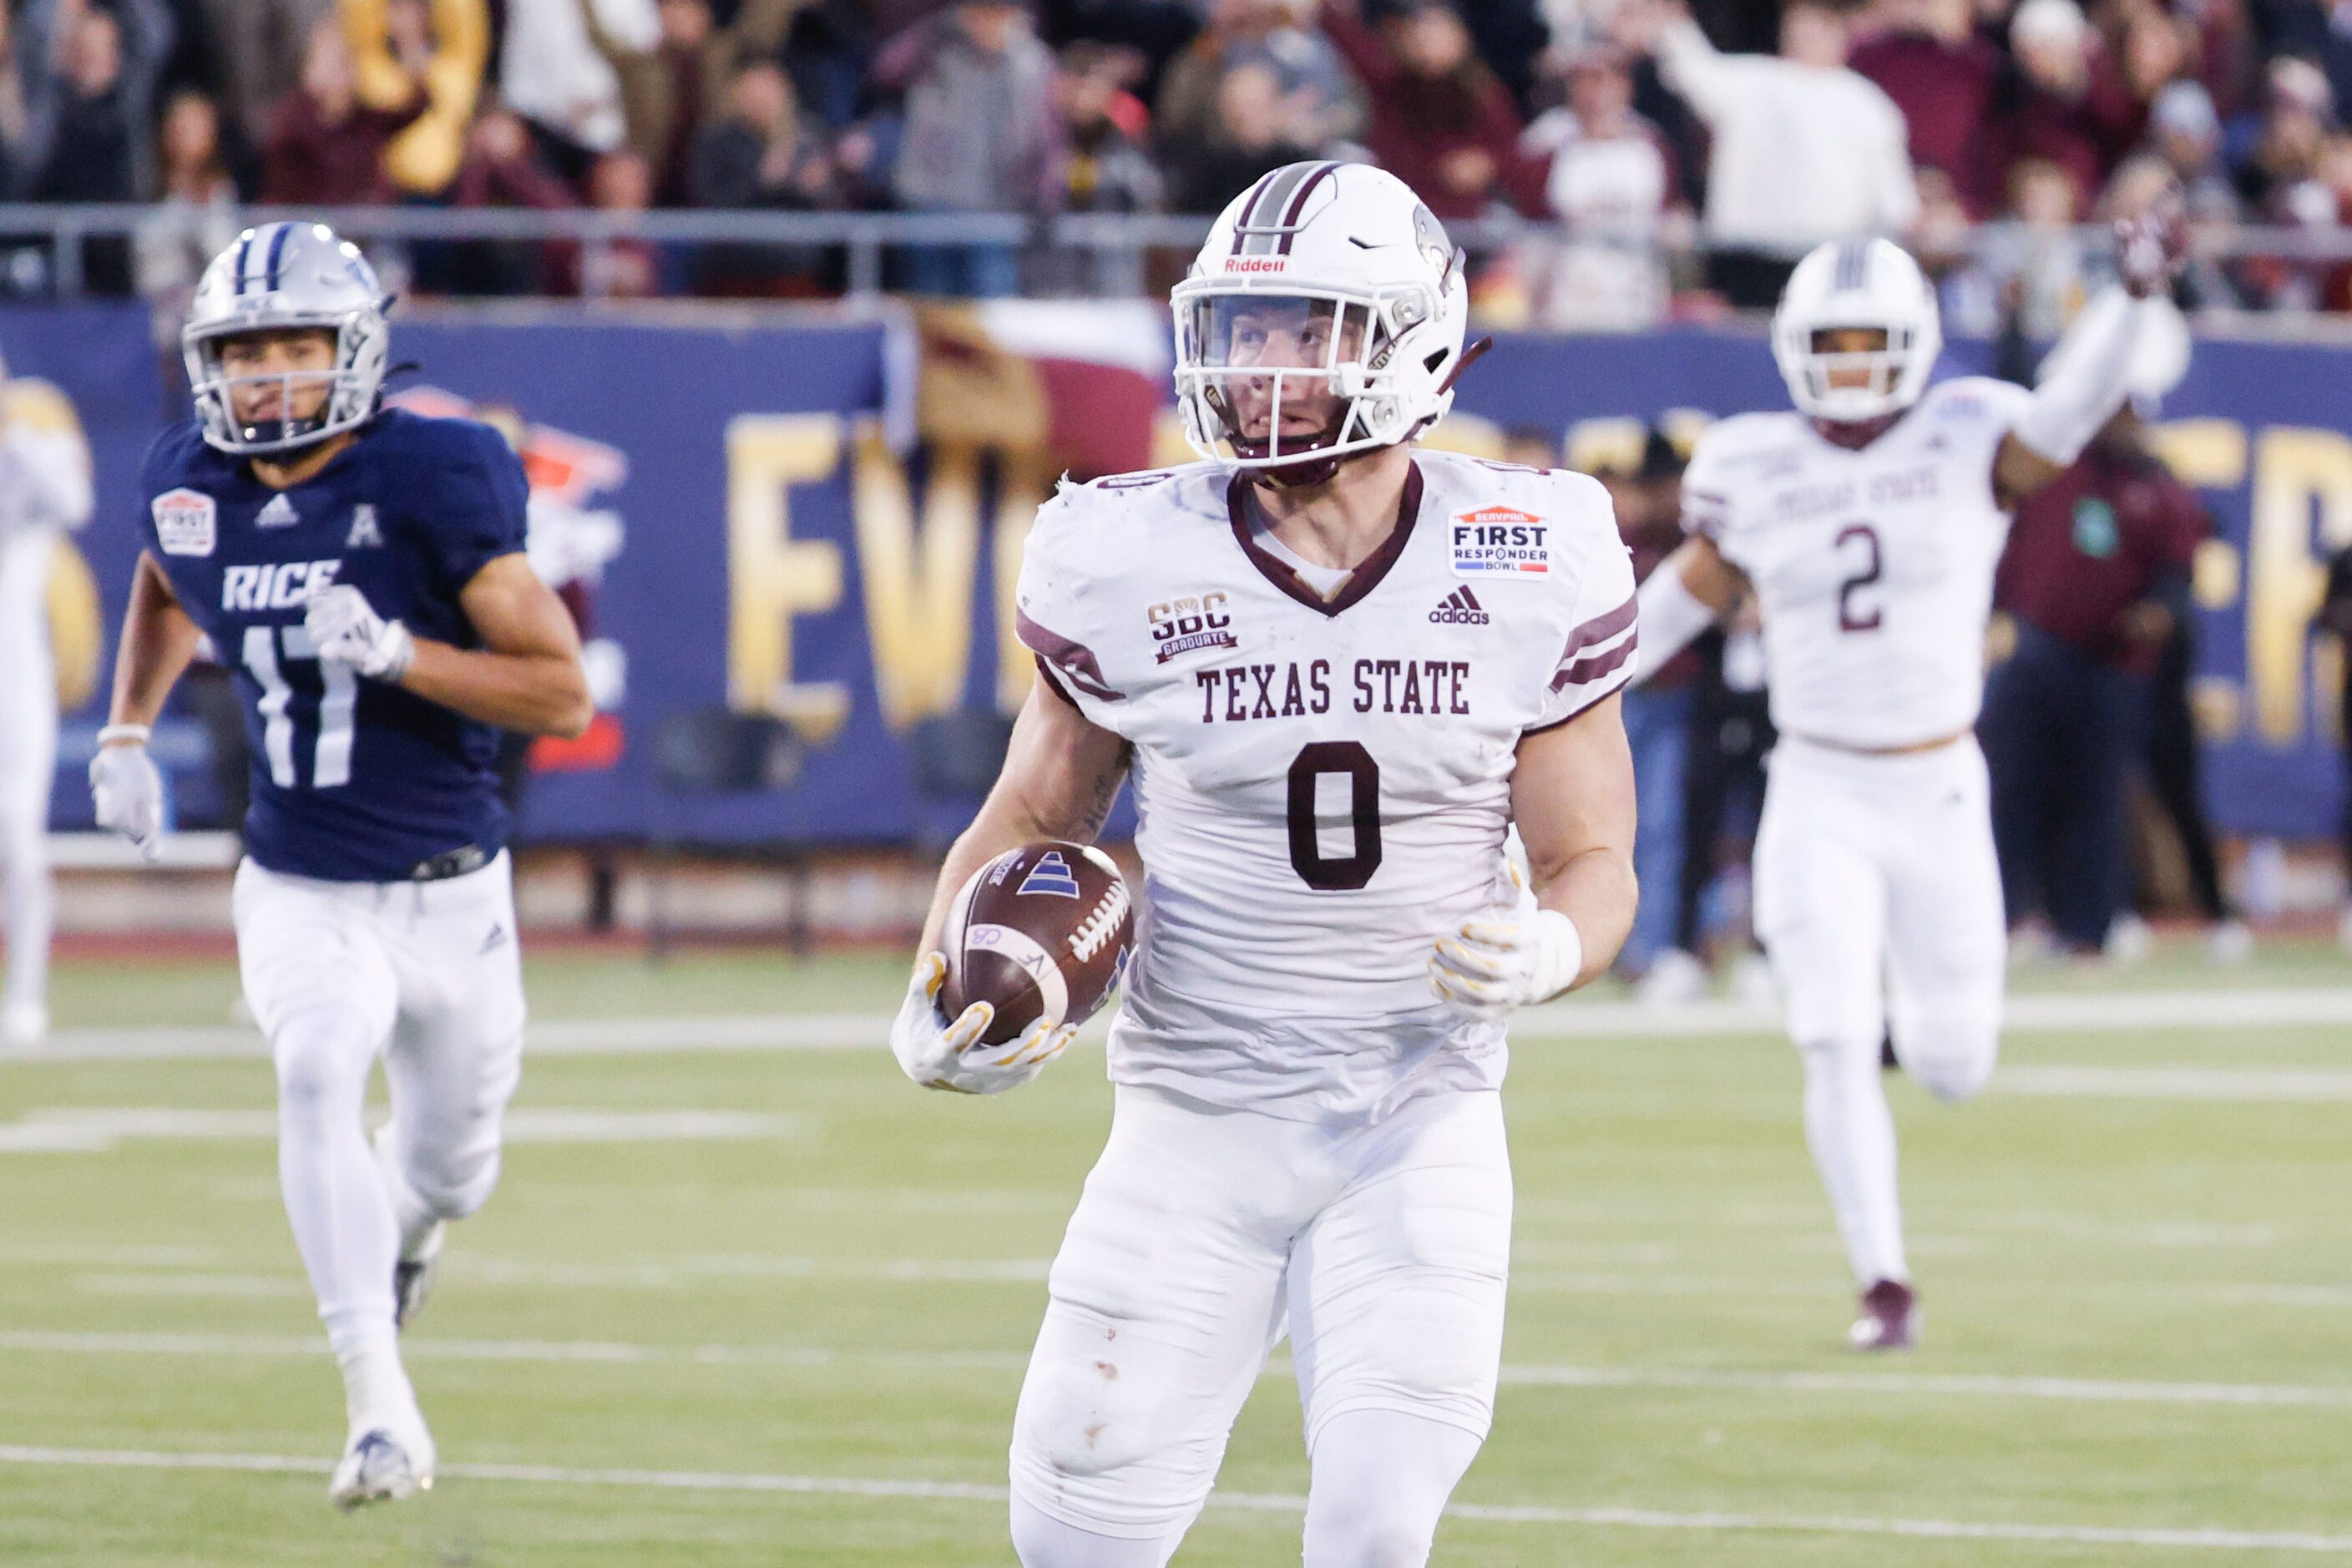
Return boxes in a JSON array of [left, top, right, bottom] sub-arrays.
[[89, 222, 592, 1509]]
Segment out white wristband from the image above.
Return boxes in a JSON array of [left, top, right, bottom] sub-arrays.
[[1632, 567, 1719, 685], [1530, 908, 1585, 1003], [97, 724, 151, 746]]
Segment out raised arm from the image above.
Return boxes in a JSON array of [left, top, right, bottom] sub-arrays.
[[1992, 207, 2187, 508]]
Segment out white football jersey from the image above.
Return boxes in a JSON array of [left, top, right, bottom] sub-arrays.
[[1682, 376, 2033, 751], [1016, 452, 1636, 1123]]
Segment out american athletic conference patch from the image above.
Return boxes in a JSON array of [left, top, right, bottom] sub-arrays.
[[1449, 506, 1549, 577]]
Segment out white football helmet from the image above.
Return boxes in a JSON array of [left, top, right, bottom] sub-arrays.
[[1771, 238, 1943, 424], [185, 221, 392, 455], [1173, 161, 1471, 482]]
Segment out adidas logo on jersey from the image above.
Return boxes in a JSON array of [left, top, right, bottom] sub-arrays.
[[255, 494, 300, 529], [1429, 587, 1490, 625]]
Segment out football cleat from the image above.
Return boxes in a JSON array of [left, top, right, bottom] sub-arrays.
[[1847, 1278, 1919, 1352], [392, 1222, 443, 1332], [329, 1426, 434, 1510]]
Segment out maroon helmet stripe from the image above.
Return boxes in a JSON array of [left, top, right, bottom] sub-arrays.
[[1229, 168, 1282, 257], [1274, 162, 1341, 255]]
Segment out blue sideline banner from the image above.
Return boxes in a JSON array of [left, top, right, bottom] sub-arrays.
[[21, 301, 2352, 845]]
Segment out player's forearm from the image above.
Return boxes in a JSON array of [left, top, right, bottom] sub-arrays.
[[2010, 287, 2146, 468], [106, 554, 202, 732], [1532, 847, 1637, 989], [397, 640, 594, 739]]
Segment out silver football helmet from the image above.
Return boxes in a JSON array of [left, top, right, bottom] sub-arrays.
[[185, 222, 392, 455]]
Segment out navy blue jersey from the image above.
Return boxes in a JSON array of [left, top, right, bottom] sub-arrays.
[[139, 409, 529, 882]]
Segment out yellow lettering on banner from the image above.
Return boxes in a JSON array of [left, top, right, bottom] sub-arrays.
[[2147, 418, 2248, 490], [2245, 427, 2352, 745], [994, 452, 1056, 712], [855, 425, 982, 730], [1565, 417, 1648, 476], [2150, 419, 2251, 614], [725, 414, 849, 741]]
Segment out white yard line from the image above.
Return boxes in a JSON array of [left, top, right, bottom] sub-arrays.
[[0, 1444, 2343, 1553], [2000, 1065, 2352, 1102], [0, 1107, 806, 1153], [8, 1328, 2349, 1409], [23, 984, 2352, 1062]]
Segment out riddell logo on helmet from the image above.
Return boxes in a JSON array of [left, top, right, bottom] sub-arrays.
[[1223, 257, 1289, 273]]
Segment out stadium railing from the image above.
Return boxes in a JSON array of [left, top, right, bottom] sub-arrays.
[[5, 202, 2352, 303]]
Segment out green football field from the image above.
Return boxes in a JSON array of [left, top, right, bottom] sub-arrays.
[[2, 938, 2348, 1565]]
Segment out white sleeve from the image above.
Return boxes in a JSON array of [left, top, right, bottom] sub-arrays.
[[1529, 520, 1639, 731], [1014, 493, 1131, 736], [2010, 288, 2147, 466], [1655, 18, 1753, 127]]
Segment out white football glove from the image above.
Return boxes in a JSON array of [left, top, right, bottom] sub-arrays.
[[89, 741, 165, 862], [889, 952, 1074, 1095], [1429, 907, 1585, 1022], [303, 583, 416, 680]]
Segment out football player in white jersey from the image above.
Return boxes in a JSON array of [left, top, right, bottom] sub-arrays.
[[0, 352, 96, 1047], [1631, 225, 2182, 1349], [889, 162, 1640, 1566]]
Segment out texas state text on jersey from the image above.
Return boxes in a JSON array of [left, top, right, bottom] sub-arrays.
[[1014, 451, 1637, 1123], [139, 409, 529, 882], [1682, 376, 2036, 752]]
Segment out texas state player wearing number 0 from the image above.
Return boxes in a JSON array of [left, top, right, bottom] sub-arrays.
[[1630, 218, 2189, 1352], [889, 162, 1641, 1568]]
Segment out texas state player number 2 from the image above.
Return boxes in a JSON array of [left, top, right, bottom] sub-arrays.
[[1286, 741, 1383, 890], [1835, 524, 1884, 633]]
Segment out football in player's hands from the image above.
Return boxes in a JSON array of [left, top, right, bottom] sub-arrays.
[[939, 842, 1134, 1048]]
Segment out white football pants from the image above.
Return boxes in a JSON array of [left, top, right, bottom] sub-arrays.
[[0, 527, 57, 1025], [1009, 1082, 1510, 1560], [1754, 735, 2006, 1287], [233, 852, 525, 1416]]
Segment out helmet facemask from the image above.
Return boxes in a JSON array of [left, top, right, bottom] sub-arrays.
[[1784, 325, 1922, 422], [187, 312, 386, 457], [1175, 284, 1441, 485]]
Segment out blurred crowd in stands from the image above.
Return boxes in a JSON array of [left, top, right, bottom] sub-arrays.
[[8, 0, 2352, 314]]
